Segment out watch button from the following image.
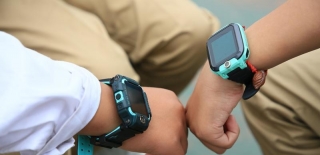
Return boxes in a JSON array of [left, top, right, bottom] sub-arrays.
[[224, 61, 231, 68], [116, 94, 121, 100]]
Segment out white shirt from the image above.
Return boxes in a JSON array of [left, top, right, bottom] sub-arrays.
[[0, 32, 101, 155]]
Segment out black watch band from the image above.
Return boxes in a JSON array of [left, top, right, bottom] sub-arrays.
[[227, 66, 259, 100], [90, 123, 141, 148]]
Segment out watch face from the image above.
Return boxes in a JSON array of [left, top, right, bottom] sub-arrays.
[[125, 81, 148, 116], [207, 24, 244, 71]]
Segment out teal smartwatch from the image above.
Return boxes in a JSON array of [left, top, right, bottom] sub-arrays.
[[207, 23, 266, 99], [78, 74, 151, 155]]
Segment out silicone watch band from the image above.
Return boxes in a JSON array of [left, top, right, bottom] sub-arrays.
[[78, 135, 93, 155], [227, 63, 258, 100], [90, 124, 140, 148]]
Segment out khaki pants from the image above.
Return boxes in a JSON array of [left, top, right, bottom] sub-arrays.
[[0, 0, 219, 154], [241, 49, 320, 155]]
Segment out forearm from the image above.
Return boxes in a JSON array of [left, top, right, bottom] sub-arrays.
[[79, 83, 121, 136], [247, 0, 320, 70]]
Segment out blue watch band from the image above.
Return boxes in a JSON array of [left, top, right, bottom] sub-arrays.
[[78, 135, 93, 155]]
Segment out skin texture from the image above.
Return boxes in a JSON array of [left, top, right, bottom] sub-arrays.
[[186, 0, 320, 154], [80, 84, 188, 155]]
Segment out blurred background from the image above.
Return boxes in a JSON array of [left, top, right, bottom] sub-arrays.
[[180, 0, 286, 154]]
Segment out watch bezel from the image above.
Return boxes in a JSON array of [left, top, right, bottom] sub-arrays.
[[102, 75, 151, 131], [92, 75, 152, 149], [207, 23, 245, 71]]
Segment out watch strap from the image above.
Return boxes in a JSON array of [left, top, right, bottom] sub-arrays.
[[90, 124, 140, 149], [227, 61, 267, 100], [78, 135, 94, 155], [227, 65, 258, 100]]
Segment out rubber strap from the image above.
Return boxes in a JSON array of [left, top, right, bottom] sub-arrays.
[[227, 61, 267, 100], [90, 125, 140, 149], [78, 135, 93, 155]]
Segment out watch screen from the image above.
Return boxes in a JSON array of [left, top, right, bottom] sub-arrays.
[[125, 81, 148, 116], [211, 30, 237, 63], [208, 25, 240, 69]]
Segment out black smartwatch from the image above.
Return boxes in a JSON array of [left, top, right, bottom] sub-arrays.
[[78, 74, 151, 155]]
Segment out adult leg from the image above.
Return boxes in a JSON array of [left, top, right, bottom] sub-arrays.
[[65, 0, 220, 94], [241, 49, 320, 155], [0, 0, 138, 80]]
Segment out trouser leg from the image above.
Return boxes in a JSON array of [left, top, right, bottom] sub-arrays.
[[65, 0, 220, 94], [241, 49, 320, 155]]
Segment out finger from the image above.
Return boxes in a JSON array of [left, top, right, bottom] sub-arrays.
[[197, 114, 240, 153], [202, 115, 240, 154], [223, 115, 240, 148], [212, 115, 240, 148], [202, 141, 226, 154]]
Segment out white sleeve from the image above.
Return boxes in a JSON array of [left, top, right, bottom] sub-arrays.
[[0, 32, 101, 155]]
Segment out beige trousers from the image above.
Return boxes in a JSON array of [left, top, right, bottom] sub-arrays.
[[0, 0, 219, 154], [241, 49, 320, 155]]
